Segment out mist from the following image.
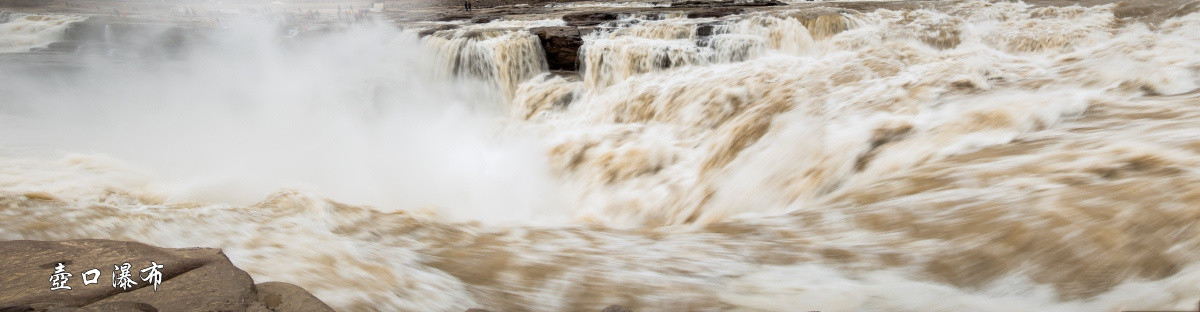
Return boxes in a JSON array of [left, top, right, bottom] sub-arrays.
[[0, 18, 568, 224]]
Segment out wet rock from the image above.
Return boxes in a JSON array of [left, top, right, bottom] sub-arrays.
[[0, 240, 333, 312], [1110, 0, 1200, 25], [56, 19, 197, 58], [254, 282, 332, 312], [562, 12, 619, 26], [601, 305, 633, 312], [0, 0, 49, 7], [33, 42, 84, 53], [417, 24, 461, 37], [23, 301, 158, 312], [686, 8, 744, 18], [672, 0, 784, 8], [695, 23, 718, 37], [530, 26, 583, 71], [466, 306, 629, 312]]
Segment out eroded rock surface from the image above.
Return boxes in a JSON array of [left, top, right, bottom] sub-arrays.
[[0, 240, 332, 312], [530, 26, 583, 71]]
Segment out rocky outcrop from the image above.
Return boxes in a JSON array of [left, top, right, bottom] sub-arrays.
[[466, 305, 634, 312], [0, 0, 50, 7], [600, 305, 633, 312], [562, 12, 619, 26], [417, 24, 461, 37], [0, 240, 333, 312], [45, 17, 199, 56], [685, 7, 745, 18], [1109, 0, 1200, 25], [530, 26, 583, 71], [254, 282, 332, 312], [670, 0, 784, 8]]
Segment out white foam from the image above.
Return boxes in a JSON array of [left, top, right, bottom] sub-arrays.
[[0, 13, 85, 53]]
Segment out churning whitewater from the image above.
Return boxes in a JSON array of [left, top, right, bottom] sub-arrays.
[[3, 0, 1200, 311]]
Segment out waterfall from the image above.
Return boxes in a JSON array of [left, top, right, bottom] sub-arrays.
[[0, 13, 85, 53]]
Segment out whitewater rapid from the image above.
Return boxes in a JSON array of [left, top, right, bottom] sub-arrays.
[[3, 1, 1200, 311], [0, 12, 85, 53]]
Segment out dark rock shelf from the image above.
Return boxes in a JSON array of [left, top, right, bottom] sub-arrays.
[[0, 239, 333, 312]]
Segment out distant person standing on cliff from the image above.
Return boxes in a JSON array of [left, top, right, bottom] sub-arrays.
[[464, 0, 472, 12]]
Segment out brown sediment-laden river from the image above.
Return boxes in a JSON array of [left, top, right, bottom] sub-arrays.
[[3, 1, 1200, 310]]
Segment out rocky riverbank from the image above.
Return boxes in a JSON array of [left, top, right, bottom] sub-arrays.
[[5, 0, 1197, 72], [0, 239, 334, 312], [0, 238, 642, 311]]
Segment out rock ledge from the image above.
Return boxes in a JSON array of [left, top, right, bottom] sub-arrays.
[[0, 239, 333, 312]]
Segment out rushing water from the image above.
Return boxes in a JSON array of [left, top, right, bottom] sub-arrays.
[[3, 1, 1200, 311], [0, 12, 85, 53]]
